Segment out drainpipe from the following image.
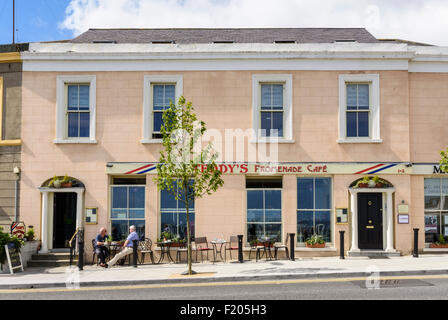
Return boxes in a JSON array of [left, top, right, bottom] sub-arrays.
[[13, 166, 20, 222]]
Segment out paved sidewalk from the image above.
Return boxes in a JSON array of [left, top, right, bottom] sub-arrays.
[[1, 255, 448, 289]]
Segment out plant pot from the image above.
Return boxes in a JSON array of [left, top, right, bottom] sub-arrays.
[[358, 183, 368, 188], [53, 180, 61, 188], [429, 243, 448, 248], [61, 182, 73, 188], [368, 180, 376, 188], [375, 183, 384, 188], [306, 243, 326, 248]]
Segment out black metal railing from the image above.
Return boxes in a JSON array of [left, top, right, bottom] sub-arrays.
[[69, 228, 85, 270]]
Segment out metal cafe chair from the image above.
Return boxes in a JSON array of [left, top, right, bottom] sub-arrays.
[[194, 237, 212, 263], [274, 234, 290, 260], [139, 238, 155, 265], [91, 239, 99, 265], [225, 236, 239, 261], [248, 240, 264, 262], [176, 242, 188, 264]]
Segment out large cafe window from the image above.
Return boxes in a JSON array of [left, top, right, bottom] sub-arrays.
[[110, 178, 146, 241], [246, 178, 282, 243], [160, 180, 195, 240], [424, 178, 448, 243], [297, 177, 332, 244]]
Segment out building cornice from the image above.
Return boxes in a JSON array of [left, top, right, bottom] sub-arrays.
[[0, 52, 21, 63]]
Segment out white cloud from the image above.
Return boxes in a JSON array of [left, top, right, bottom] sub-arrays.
[[61, 0, 448, 46]]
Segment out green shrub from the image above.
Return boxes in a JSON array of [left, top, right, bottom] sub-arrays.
[[0, 228, 24, 265]]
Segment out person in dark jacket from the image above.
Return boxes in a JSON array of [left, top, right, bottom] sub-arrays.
[[95, 227, 110, 268]]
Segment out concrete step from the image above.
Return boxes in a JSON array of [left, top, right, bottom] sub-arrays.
[[27, 259, 77, 268], [31, 253, 72, 261], [348, 250, 400, 258]]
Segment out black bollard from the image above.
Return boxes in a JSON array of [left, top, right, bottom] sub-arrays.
[[289, 233, 295, 261], [413, 228, 419, 258], [78, 229, 84, 271], [133, 240, 138, 267], [237, 235, 244, 263], [339, 231, 345, 259]]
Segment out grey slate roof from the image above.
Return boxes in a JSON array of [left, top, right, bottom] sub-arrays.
[[70, 28, 379, 44]]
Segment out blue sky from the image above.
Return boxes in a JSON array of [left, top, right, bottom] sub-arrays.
[[1, 0, 448, 46], [0, 0, 72, 44]]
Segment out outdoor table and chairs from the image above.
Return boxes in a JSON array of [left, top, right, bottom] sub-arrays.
[[249, 237, 274, 262], [195, 237, 213, 263], [225, 236, 239, 261], [156, 241, 175, 264], [211, 239, 228, 262], [138, 238, 155, 265], [274, 234, 290, 260]]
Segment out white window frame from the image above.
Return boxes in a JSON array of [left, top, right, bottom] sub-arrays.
[[142, 75, 183, 144], [252, 74, 293, 143], [338, 74, 381, 144], [55, 75, 97, 144]]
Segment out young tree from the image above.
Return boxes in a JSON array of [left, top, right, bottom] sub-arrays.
[[155, 96, 224, 275], [440, 147, 448, 173]]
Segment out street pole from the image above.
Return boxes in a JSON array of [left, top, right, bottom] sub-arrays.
[[13, 0, 15, 44]]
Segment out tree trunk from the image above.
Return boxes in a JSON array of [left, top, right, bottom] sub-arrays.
[[184, 184, 193, 275]]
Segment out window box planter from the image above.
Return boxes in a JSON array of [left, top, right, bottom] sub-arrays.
[[305, 243, 326, 249], [61, 182, 73, 188], [429, 243, 448, 248]]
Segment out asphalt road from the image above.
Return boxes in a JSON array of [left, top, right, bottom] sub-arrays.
[[1, 275, 448, 300]]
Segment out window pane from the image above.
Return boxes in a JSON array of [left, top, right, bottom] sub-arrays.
[[271, 84, 283, 110], [78, 85, 90, 110], [315, 178, 331, 209], [161, 212, 177, 236], [357, 112, 369, 137], [442, 180, 448, 210], [129, 220, 145, 240], [265, 224, 281, 242], [425, 179, 441, 210], [425, 214, 439, 243], [265, 190, 281, 209], [129, 187, 145, 208], [297, 178, 314, 209], [153, 112, 163, 132], [247, 209, 264, 223], [272, 112, 283, 137], [346, 112, 357, 137], [247, 190, 263, 209], [161, 190, 178, 210], [129, 209, 144, 219], [112, 187, 127, 209], [297, 211, 314, 243], [315, 211, 331, 243], [153, 85, 165, 110], [67, 113, 79, 138], [164, 85, 175, 107], [357, 84, 369, 109], [265, 210, 281, 222], [178, 212, 195, 240], [79, 112, 90, 137], [247, 224, 264, 243], [346, 84, 357, 109], [260, 112, 271, 137], [111, 220, 128, 241], [261, 85, 272, 110], [68, 85, 79, 110], [111, 209, 127, 219]]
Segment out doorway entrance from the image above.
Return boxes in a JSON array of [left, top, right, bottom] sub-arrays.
[[53, 193, 77, 249], [358, 193, 383, 250]]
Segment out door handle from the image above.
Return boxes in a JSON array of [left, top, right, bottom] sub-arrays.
[[366, 226, 375, 229]]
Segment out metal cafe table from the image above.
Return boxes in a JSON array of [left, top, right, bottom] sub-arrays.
[[211, 239, 228, 263], [257, 237, 274, 261], [156, 241, 175, 264]]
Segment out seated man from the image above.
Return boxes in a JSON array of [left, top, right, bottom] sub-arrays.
[[107, 225, 139, 268], [95, 227, 110, 268]]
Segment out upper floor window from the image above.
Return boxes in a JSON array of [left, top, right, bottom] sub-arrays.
[[142, 75, 183, 143], [67, 84, 90, 138], [338, 74, 381, 144], [55, 75, 96, 144], [252, 75, 293, 143], [152, 84, 175, 139]]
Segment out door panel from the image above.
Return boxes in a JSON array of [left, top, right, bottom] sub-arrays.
[[358, 193, 383, 250], [53, 193, 77, 249]]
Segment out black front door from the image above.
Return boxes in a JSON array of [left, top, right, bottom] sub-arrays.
[[53, 193, 77, 249], [358, 193, 383, 250]]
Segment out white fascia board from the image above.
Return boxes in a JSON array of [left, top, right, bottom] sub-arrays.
[[24, 42, 414, 60]]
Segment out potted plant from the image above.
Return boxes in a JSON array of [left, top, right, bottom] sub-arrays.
[[356, 176, 371, 188], [25, 227, 35, 241], [429, 234, 448, 248], [0, 227, 23, 273], [61, 175, 73, 188], [48, 175, 61, 188], [305, 234, 326, 248]]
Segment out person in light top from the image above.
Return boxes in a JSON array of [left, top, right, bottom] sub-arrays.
[[107, 225, 139, 267]]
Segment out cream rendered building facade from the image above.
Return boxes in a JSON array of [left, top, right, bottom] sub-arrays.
[[19, 30, 448, 258]]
